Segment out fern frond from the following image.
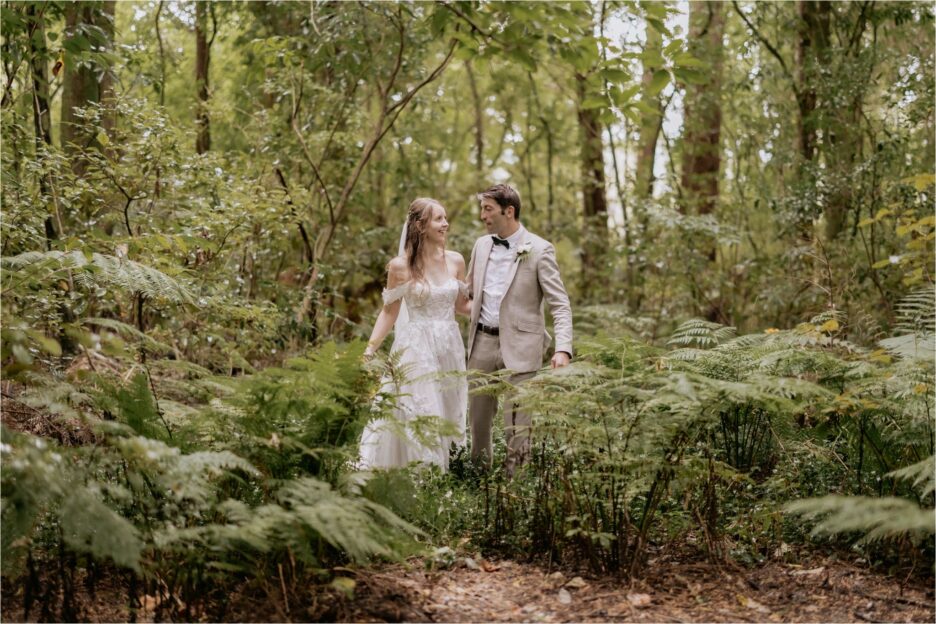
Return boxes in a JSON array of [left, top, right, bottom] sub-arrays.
[[879, 287, 936, 361], [60, 485, 143, 572], [2, 250, 193, 303], [667, 319, 737, 349], [888, 455, 936, 497], [785, 495, 935, 544], [84, 317, 173, 355], [894, 286, 936, 336]]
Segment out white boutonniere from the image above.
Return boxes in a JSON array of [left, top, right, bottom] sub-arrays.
[[515, 242, 532, 263]]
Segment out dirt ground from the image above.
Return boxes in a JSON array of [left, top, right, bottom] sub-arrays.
[[4, 553, 932, 623], [324, 555, 934, 624], [3, 385, 934, 623]]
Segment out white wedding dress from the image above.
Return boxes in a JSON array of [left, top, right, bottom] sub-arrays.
[[358, 277, 467, 471]]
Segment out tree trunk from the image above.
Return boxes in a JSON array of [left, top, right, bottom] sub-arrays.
[[28, 4, 51, 150], [195, 1, 211, 154], [27, 3, 57, 246], [635, 22, 664, 201], [99, 2, 116, 137], [576, 73, 609, 301], [796, 1, 829, 165], [465, 60, 484, 175], [821, 2, 865, 242], [680, 0, 725, 221], [680, 0, 725, 321], [61, 1, 116, 169], [630, 18, 666, 311]]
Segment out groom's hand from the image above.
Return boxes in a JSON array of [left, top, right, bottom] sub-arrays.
[[551, 351, 571, 369]]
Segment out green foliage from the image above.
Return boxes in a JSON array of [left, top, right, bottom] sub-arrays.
[[879, 286, 936, 361], [1, 427, 144, 575], [2, 250, 193, 304], [0, 0, 933, 614], [114, 371, 169, 441], [786, 454, 936, 545], [448, 309, 936, 573], [220, 341, 376, 481], [1, 338, 421, 614]]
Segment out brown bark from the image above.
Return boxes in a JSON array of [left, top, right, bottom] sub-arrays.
[[576, 73, 609, 299], [465, 60, 484, 175], [155, 1, 166, 106], [27, 3, 57, 246], [195, 1, 211, 154], [635, 22, 664, 201], [680, 0, 726, 322], [61, 1, 115, 167], [28, 5, 51, 150], [99, 2, 116, 136], [796, 1, 829, 164], [680, 1, 725, 220]]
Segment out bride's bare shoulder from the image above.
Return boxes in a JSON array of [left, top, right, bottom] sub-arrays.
[[387, 256, 410, 282], [445, 249, 466, 269]]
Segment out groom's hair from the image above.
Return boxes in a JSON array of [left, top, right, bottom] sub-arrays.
[[479, 184, 521, 221]]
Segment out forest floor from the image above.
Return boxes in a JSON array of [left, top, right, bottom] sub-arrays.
[[3, 552, 933, 623], [311, 554, 935, 623], [2, 385, 934, 623]]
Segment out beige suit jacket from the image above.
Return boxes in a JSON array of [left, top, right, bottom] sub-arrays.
[[466, 228, 573, 373]]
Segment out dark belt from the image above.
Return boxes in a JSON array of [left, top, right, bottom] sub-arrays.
[[476, 322, 500, 336]]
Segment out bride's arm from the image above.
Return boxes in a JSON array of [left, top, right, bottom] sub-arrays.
[[364, 258, 407, 358], [450, 251, 471, 316]]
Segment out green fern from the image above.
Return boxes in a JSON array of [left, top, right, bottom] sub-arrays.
[[878, 287, 935, 361], [2, 250, 193, 303], [887, 455, 936, 498], [84, 317, 174, 355], [667, 318, 737, 349], [60, 485, 144, 572], [786, 453, 936, 544], [785, 496, 934, 544]]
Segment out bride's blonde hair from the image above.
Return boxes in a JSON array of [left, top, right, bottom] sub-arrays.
[[403, 197, 445, 283]]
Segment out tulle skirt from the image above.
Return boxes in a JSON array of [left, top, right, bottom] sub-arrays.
[[359, 319, 467, 471]]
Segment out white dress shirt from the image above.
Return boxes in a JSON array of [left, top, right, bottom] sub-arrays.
[[479, 226, 526, 328]]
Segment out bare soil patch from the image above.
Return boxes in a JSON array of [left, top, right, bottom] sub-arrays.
[[4, 554, 931, 622], [331, 555, 934, 623]]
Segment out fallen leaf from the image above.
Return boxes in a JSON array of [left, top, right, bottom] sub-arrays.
[[790, 566, 825, 576], [566, 576, 588, 589], [736, 594, 770, 613], [331, 577, 356, 598], [480, 559, 500, 572], [627, 592, 652, 608], [558, 588, 572, 604], [548, 571, 565, 582]]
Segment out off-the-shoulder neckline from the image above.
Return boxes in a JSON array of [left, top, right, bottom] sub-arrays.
[[386, 276, 462, 290]]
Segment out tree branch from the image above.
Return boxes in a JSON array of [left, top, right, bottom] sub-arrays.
[[274, 167, 315, 265], [847, 1, 872, 53], [289, 66, 336, 225], [441, 1, 497, 41], [731, 0, 800, 99]]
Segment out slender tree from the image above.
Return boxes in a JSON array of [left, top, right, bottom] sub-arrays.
[[680, 0, 725, 222], [195, 1, 214, 154], [635, 21, 664, 201], [61, 1, 115, 169], [680, 0, 725, 321]]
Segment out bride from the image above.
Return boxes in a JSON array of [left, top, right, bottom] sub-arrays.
[[359, 198, 471, 471]]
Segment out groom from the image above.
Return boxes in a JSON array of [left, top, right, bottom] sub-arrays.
[[466, 184, 573, 476]]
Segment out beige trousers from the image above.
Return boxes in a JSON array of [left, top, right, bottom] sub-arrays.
[[467, 331, 536, 477]]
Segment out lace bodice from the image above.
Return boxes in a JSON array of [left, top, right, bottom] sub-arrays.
[[382, 278, 467, 322]]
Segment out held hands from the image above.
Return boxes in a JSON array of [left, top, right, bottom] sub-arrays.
[[551, 351, 571, 369]]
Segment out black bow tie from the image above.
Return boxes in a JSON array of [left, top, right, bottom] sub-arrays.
[[492, 236, 510, 249]]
